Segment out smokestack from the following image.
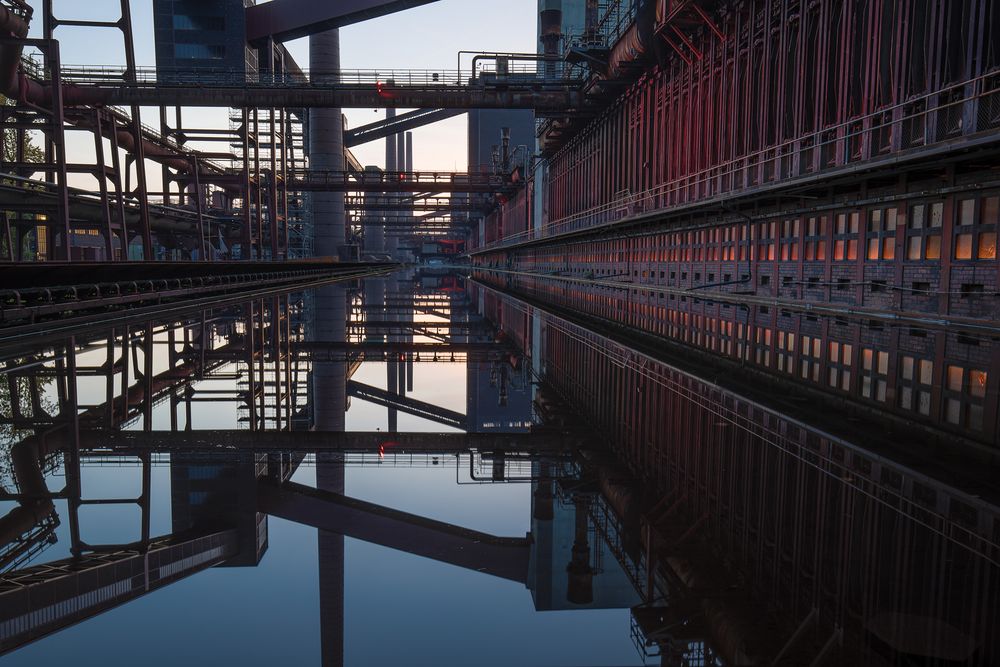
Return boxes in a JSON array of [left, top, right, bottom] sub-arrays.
[[384, 104, 397, 256], [501, 127, 511, 173], [539, 8, 562, 78]]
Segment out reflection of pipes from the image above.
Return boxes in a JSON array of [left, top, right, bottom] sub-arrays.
[[0, 440, 55, 551], [532, 461, 554, 521], [666, 554, 763, 665], [566, 493, 594, 605]]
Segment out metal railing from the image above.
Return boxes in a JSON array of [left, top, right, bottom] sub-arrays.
[[55, 63, 580, 89], [476, 71, 1000, 253]]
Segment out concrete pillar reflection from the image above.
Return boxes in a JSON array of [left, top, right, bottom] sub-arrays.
[[384, 109, 398, 258], [311, 280, 347, 667], [566, 493, 594, 605]]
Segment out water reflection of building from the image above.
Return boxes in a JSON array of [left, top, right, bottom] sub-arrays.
[[471, 278, 1000, 667]]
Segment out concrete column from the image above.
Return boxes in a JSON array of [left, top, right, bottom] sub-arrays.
[[311, 281, 347, 667], [404, 133, 414, 391], [384, 109, 398, 257], [310, 29, 345, 259]]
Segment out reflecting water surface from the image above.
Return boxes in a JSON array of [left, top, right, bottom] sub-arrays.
[[0, 269, 996, 666]]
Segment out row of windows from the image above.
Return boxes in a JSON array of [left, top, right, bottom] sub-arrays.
[[174, 43, 225, 60], [173, 14, 226, 32], [511, 277, 993, 436], [509, 196, 999, 265]]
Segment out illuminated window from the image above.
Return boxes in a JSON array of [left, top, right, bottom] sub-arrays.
[[861, 348, 888, 402], [804, 216, 827, 261], [833, 212, 859, 261], [776, 331, 795, 374], [828, 341, 854, 391], [905, 202, 943, 261], [943, 365, 989, 431], [800, 334, 821, 382], [954, 196, 998, 261], [866, 207, 897, 261]]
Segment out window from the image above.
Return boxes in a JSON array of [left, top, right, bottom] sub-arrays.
[[866, 207, 897, 260], [173, 14, 226, 31], [905, 202, 943, 260], [860, 348, 888, 402], [776, 331, 795, 374], [833, 212, 859, 261], [804, 216, 828, 261], [943, 365, 988, 431], [780, 218, 800, 261], [899, 356, 933, 416], [754, 328, 772, 367], [174, 43, 226, 59], [828, 341, 853, 391], [800, 334, 821, 382], [953, 196, 998, 261]]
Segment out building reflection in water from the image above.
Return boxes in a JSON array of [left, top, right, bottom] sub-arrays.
[[0, 268, 995, 666]]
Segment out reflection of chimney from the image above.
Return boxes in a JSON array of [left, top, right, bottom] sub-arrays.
[[539, 8, 562, 78], [585, 0, 599, 44], [501, 127, 511, 172], [532, 462, 554, 521], [566, 494, 594, 605]]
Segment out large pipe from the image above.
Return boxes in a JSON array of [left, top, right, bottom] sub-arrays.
[[0, 439, 55, 552], [606, 0, 656, 80], [0, 6, 29, 94]]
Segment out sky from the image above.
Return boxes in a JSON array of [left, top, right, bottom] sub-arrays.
[[23, 0, 542, 178]]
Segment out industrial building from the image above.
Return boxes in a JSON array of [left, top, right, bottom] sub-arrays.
[[0, 1, 997, 666]]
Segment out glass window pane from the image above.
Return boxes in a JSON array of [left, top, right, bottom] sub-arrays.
[[969, 405, 984, 431], [899, 386, 912, 409], [958, 199, 975, 226], [901, 356, 913, 380], [955, 234, 973, 260], [983, 196, 999, 225], [917, 391, 931, 416], [930, 202, 944, 228], [907, 237, 922, 260], [978, 232, 996, 260], [925, 235, 941, 260], [910, 205, 924, 229], [883, 238, 894, 260], [969, 370, 987, 398], [947, 366, 964, 392], [867, 238, 880, 260], [919, 360, 933, 385], [945, 398, 962, 425], [877, 352, 888, 375]]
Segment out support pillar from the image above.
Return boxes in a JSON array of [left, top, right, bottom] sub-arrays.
[[309, 30, 345, 259]]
